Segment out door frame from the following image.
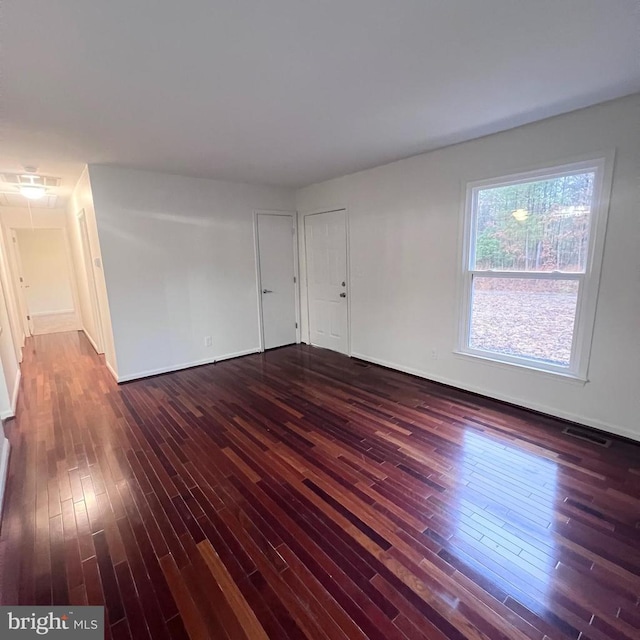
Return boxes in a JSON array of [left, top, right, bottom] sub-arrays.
[[77, 209, 105, 354], [0, 226, 26, 361], [11, 227, 82, 338], [253, 210, 301, 352], [9, 230, 32, 338], [301, 206, 351, 356]]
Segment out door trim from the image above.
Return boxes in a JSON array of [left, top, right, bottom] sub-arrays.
[[253, 210, 300, 352], [77, 209, 105, 354], [12, 227, 82, 338], [301, 207, 351, 356], [9, 229, 32, 338]]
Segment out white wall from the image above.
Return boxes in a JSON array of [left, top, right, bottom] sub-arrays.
[[0, 256, 16, 518], [1, 208, 68, 230], [15, 229, 75, 314], [0, 276, 20, 418], [67, 167, 118, 370], [89, 165, 295, 381], [0, 224, 25, 360], [296, 94, 640, 442], [0, 213, 23, 417]]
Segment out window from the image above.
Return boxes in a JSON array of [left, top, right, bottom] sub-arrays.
[[459, 157, 611, 379]]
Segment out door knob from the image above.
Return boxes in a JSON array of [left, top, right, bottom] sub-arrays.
[[262, 289, 273, 294], [340, 292, 346, 298]]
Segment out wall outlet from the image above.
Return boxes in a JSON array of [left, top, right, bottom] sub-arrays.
[[431, 349, 438, 360], [204, 336, 213, 347]]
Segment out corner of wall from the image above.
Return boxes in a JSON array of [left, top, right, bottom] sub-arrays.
[[67, 166, 119, 379], [0, 433, 10, 521], [10, 370, 20, 417]]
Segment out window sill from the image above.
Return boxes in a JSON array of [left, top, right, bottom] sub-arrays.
[[453, 350, 588, 386]]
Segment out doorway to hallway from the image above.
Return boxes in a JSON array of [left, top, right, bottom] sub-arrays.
[[11, 228, 80, 336]]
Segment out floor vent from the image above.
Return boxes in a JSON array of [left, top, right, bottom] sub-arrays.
[[562, 426, 611, 448]]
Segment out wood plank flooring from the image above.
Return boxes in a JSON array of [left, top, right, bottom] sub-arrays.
[[0, 331, 639, 639]]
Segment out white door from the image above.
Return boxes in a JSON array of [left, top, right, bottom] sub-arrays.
[[257, 213, 297, 350], [11, 231, 33, 336], [305, 210, 348, 354]]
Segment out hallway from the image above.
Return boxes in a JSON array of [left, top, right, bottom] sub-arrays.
[[0, 331, 639, 640]]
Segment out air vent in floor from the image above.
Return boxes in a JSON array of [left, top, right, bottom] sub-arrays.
[[562, 425, 611, 447]]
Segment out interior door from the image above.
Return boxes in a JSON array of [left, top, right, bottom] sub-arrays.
[[11, 231, 33, 336], [257, 213, 297, 350], [304, 209, 348, 354]]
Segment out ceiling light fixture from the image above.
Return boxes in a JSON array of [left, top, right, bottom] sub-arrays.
[[20, 185, 47, 200]]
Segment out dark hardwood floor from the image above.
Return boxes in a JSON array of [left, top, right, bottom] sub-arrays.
[[0, 331, 639, 639]]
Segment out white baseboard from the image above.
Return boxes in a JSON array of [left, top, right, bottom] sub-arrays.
[[216, 347, 261, 363], [30, 309, 75, 317], [0, 370, 21, 421], [10, 370, 20, 416], [350, 351, 639, 443], [82, 328, 102, 355], [0, 437, 10, 520], [105, 361, 119, 382], [17, 333, 25, 364], [116, 347, 261, 383]]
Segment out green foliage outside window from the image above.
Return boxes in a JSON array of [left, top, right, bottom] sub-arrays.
[[474, 172, 594, 273]]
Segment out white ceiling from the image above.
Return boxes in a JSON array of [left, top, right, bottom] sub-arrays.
[[2, 0, 639, 194]]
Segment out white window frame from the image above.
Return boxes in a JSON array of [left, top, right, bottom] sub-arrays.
[[457, 155, 614, 381]]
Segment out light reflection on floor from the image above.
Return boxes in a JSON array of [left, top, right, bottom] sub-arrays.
[[451, 429, 559, 614]]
